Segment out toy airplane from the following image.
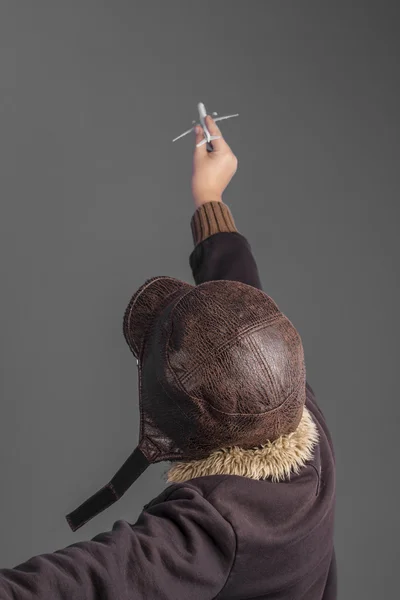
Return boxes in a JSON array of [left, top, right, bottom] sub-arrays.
[[172, 102, 239, 152]]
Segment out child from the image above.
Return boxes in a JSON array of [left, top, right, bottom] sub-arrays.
[[0, 115, 336, 600]]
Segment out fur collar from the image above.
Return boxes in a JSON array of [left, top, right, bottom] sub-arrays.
[[165, 406, 319, 484]]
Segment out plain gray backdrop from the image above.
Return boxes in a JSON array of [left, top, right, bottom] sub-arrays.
[[0, 1, 399, 598]]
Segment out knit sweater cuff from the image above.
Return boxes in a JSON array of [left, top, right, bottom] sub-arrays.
[[190, 201, 239, 247]]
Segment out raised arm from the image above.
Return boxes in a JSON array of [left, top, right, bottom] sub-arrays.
[[189, 115, 263, 290], [189, 201, 263, 289]]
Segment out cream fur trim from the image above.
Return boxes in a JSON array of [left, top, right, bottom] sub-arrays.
[[165, 406, 319, 484]]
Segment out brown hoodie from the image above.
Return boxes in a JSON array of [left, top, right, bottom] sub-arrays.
[[0, 201, 336, 600]]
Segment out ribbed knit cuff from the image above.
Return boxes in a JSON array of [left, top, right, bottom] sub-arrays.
[[190, 201, 239, 247]]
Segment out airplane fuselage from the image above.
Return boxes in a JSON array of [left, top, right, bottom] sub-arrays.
[[197, 102, 211, 142]]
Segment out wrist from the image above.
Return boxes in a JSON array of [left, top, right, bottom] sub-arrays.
[[193, 196, 222, 209]]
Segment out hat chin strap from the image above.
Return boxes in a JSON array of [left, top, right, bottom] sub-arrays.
[[65, 446, 150, 532], [65, 408, 318, 531]]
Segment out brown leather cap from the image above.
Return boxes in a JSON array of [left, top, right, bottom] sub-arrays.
[[66, 276, 306, 531]]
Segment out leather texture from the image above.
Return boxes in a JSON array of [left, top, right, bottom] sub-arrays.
[[123, 275, 307, 465]]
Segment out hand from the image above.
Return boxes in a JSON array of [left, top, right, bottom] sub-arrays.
[[191, 115, 238, 209]]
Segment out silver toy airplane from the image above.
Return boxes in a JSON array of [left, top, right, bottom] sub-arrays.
[[172, 102, 239, 152]]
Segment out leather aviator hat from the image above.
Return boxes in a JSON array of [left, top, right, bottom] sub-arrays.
[[66, 275, 306, 532]]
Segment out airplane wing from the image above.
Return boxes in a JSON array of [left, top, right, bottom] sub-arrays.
[[213, 113, 239, 123], [173, 114, 238, 142], [196, 138, 207, 147], [172, 127, 195, 142], [196, 135, 221, 148]]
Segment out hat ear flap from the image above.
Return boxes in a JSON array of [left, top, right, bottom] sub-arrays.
[[123, 276, 192, 359]]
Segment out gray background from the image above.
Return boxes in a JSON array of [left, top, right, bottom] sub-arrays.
[[0, 1, 399, 597]]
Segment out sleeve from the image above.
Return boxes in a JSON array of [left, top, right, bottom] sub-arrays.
[[0, 485, 236, 600], [189, 203, 263, 290]]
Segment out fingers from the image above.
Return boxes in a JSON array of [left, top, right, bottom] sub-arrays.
[[194, 125, 207, 157], [204, 115, 230, 153], [193, 125, 209, 159], [194, 116, 231, 156]]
